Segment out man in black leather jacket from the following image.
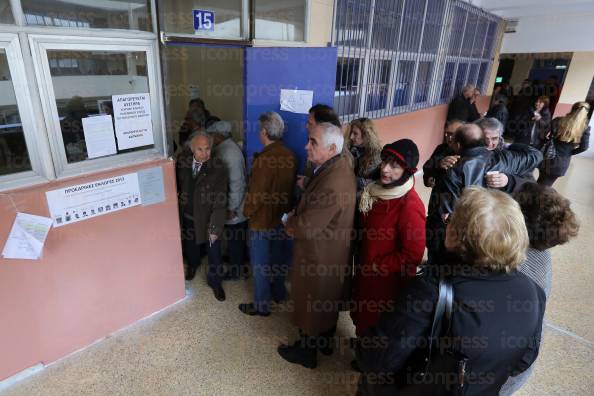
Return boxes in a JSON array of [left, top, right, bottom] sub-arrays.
[[426, 124, 543, 260]]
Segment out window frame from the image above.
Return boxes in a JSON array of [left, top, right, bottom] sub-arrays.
[[28, 34, 165, 179], [0, 32, 53, 191]]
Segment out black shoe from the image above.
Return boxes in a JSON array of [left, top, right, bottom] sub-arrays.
[[185, 267, 197, 281], [238, 303, 270, 317], [211, 286, 226, 301], [277, 341, 317, 369]]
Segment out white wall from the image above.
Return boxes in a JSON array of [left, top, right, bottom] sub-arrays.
[[501, 13, 594, 54]]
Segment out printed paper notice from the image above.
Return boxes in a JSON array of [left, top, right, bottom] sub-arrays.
[[46, 173, 142, 227], [280, 89, 314, 114], [2, 213, 53, 260], [112, 93, 154, 150], [82, 115, 117, 158], [138, 166, 165, 206]]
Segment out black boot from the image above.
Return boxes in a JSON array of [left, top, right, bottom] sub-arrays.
[[278, 336, 317, 369], [318, 326, 336, 356]]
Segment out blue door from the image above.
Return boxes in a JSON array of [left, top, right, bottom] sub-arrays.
[[243, 47, 338, 172]]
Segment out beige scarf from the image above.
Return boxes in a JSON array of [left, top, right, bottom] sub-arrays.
[[359, 177, 414, 214]]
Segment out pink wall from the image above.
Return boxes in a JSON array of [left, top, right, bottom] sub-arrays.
[[0, 159, 185, 381], [553, 102, 573, 118], [370, 97, 491, 165]]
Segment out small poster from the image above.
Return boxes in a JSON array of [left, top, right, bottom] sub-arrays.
[[280, 89, 314, 114], [82, 115, 117, 159], [138, 166, 165, 206], [112, 93, 154, 150], [46, 173, 142, 227], [2, 213, 53, 260]]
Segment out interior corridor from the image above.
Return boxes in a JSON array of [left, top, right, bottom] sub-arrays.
[[2, 157, 593, 396]]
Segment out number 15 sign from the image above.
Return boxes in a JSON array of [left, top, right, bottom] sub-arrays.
[[193, 9, 215, 31]]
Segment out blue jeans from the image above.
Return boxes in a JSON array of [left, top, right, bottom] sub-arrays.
[[249, 227, 291, 314]]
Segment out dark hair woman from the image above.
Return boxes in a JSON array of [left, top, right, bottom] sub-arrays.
[[500, 183, 579, 395]]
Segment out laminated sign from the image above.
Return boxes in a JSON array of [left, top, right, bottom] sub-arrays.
[[113, 93, 154, 150]]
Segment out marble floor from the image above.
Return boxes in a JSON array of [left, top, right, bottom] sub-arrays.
[[2, 157, 593, 396]]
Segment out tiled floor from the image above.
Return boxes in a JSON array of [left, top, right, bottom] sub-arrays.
[[2, 157, 593, 396]]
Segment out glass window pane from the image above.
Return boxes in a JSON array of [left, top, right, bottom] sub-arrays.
[[394, 60, 415, 107], [0, 50, 32, 176], [477, 62, 489, 90], [47, 50, 152, 163], [159, 0, 242, 39], [454, 63, 468, 95], [472, 17, 488, 58], [371, 0, 404, 50], [447, 7, 466, 56], [421, 0, 446, 53], [334, 57, 362, 115], [461, 12, 478, 57], [21, 0, 152, 31], [468, 63, 479, 87], [441, 61, 456, 100], [366, 59, 391, 112], [399, 0, 426, 52], [255, 0, 306, 41], [415, 61, 434, 103], [0, 0, 14, 24], [335, 0, 372, 48], [483, 21, 498, 58]]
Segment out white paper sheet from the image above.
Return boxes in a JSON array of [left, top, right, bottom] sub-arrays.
[[112, 93, 154, 150], [280, 89, 314, 114], [82, 115, 117, 159], [45, 173, 142, 227], [138, 166, 165, 206], [2, 213, 53, 260]]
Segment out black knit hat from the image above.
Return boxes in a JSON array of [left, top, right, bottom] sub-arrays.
[[381, 139, 420, 174]]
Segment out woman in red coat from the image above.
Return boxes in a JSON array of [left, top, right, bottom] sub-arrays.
[[351, 139, 426, 338]]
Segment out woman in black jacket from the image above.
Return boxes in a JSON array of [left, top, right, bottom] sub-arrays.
[[538, 101, 591, 186], [357, 187, 545, 396], [514, 96, 552, 147]]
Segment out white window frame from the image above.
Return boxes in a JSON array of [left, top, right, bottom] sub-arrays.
[[252, 0, 310, 45], [0, 32, 54, 191], [28, 35, 165, 179]]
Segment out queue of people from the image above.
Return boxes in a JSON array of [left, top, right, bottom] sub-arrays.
[[174, 97, 583, 395]]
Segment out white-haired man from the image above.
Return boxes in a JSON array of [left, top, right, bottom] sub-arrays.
[[240, 112, 297, 316], [207, 120, 248, 280], [278, 122, 357, 368]]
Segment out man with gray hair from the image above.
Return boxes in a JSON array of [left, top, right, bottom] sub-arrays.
[[447, 84, 481, 122], [477, 117, 506, 151], [278, 122, 356, 368], [176, 131, 228, 301], [207, 120, 248, 280], [239, 111, 297, 316]]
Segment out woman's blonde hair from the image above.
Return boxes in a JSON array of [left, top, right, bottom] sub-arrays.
[[348, 118, 382, 172], [557, 101, 590, 143], [449, 187, 529, 273]]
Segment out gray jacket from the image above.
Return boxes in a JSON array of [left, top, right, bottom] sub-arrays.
[[213, 138, 247, 225]]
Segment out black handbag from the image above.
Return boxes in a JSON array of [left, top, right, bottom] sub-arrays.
[[397, 275, 469, 396], [540, 139, 557, 160]]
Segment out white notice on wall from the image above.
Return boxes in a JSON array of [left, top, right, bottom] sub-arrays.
[[280, 89, 314, 114], [46, 173, 142, 227], [112, 93, 154, 150], [2, 213, 53, 260], [82, 115, 117, 159]]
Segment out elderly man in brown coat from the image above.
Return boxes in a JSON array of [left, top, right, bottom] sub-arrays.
[[278, 122, 357, 369]]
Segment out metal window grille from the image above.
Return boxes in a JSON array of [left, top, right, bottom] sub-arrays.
[[333, 0, 503, 120]]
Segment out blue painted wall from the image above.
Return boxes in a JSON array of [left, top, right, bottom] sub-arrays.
[[244, 47, 338, 172]]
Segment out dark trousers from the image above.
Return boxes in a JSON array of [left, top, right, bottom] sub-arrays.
[[224, 220, 248, 277], [426, 216, 446, 264], [182, 217, 224, 288], [537, 173, 559, 187]]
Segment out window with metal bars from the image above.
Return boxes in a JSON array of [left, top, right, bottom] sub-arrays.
[[333, 0, 502, 120]]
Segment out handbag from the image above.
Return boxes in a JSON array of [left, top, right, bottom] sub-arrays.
[[540, 138, 556, 160], [397, 274, 469, 396]]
